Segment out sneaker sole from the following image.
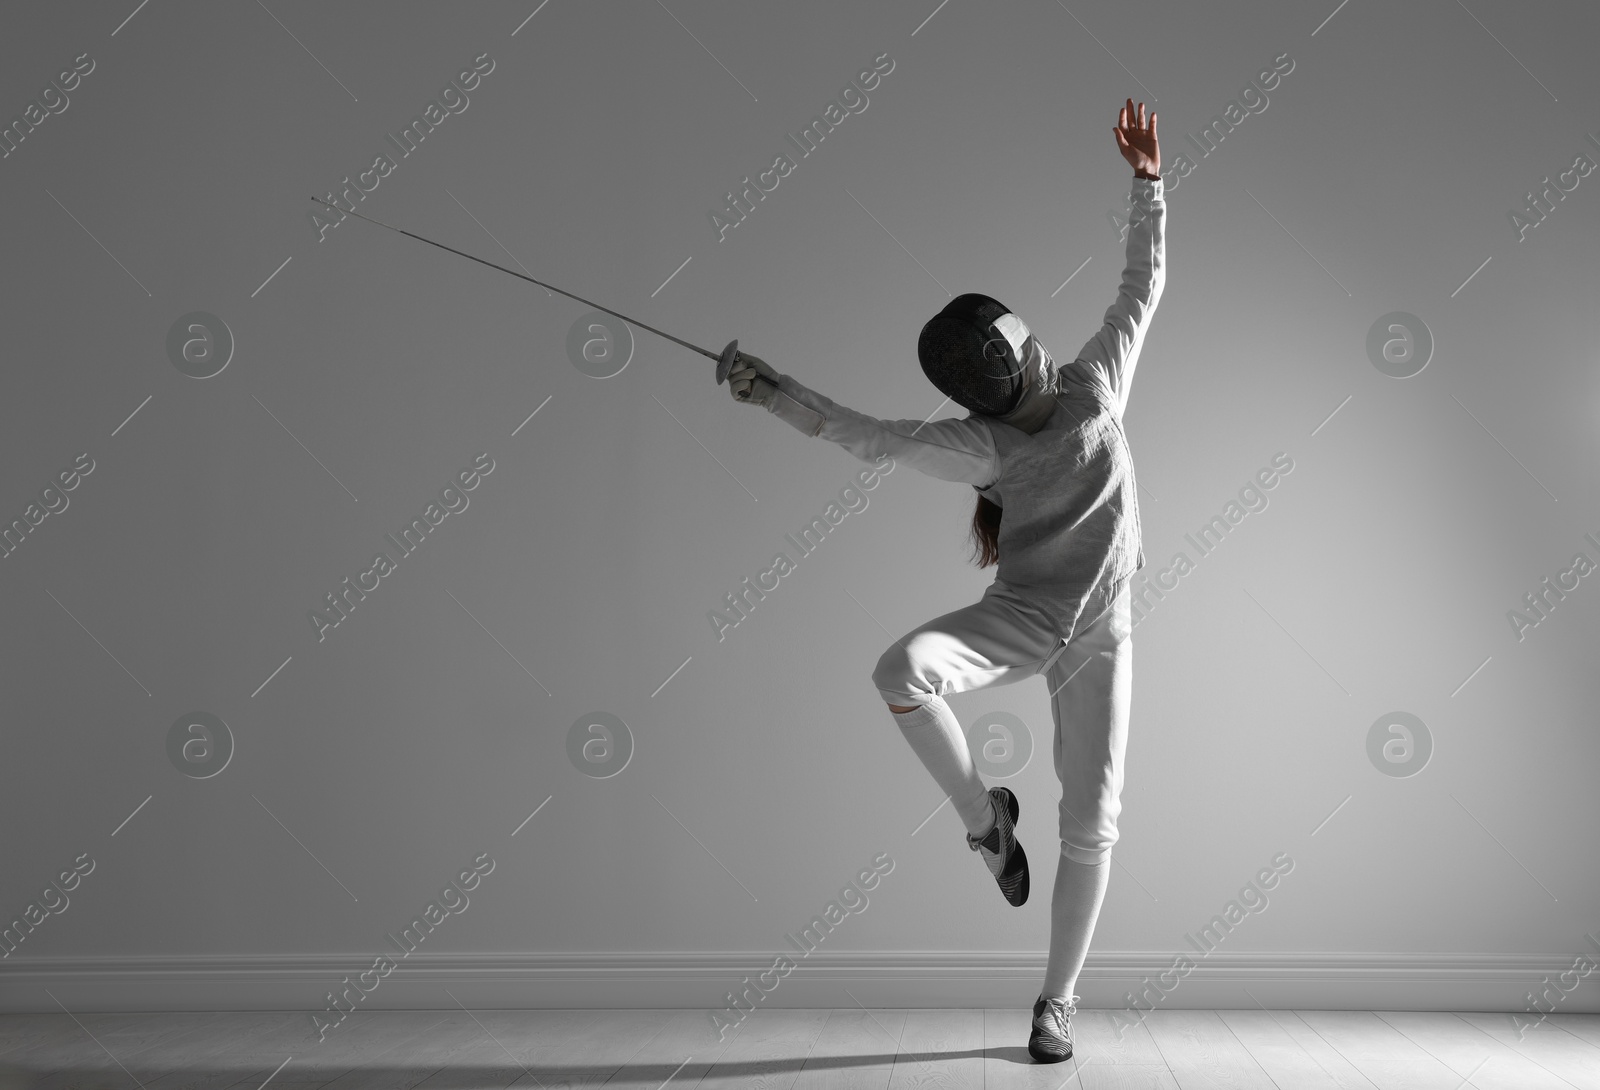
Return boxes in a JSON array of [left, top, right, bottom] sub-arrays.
[[991, 787, 1028, 907]]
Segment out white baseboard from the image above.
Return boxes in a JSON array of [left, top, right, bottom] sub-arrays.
[[1, 950, 1592, 1015]]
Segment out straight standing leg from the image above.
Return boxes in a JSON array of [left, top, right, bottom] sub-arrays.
[[1040, 582, 1133, 1000]]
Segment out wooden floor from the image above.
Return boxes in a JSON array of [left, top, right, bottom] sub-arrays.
[[1, 1007, 1597, 1090]]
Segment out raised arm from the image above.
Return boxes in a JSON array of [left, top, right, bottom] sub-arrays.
[[1070, 100, 1167, 416]]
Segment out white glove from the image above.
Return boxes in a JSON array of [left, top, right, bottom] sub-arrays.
[[727, 352, 781, 409]]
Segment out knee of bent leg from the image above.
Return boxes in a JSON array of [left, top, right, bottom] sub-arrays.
[[872, 639, 926, 701]]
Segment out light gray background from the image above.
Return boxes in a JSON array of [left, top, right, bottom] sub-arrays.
[[1, 0, 1597, 1011]]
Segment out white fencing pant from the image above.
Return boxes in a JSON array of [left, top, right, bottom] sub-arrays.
[[872, 578, 1133, 865]]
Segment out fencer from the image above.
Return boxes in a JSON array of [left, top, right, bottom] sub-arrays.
[[722, 100, 1164, 1063]]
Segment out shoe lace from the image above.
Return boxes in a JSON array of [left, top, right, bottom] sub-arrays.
[[1038, 994, 1079, 1036]]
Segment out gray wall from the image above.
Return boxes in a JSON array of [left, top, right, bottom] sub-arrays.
[[2, 0, 1597, 1015]]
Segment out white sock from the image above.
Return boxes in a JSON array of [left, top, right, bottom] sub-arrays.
[[892, 699, 995, 838], [1041, 855, 1111, 1000]]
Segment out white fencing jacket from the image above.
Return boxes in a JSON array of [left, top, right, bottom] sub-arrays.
[[766, 176, 1167, 640]]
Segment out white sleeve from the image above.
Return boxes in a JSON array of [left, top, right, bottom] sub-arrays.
[[1069, 175, 1167, 415], [767, 372, 1000, 488]]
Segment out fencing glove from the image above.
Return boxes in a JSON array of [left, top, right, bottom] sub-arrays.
[[727, 352, 781, 409]]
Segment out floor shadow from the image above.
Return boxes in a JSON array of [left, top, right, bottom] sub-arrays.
[[0, 1046, 1050, 1088]]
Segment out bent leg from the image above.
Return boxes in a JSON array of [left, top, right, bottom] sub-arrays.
[[873, 585, 1061, 838], [889, 701, 993, 836], [872, 583, 1062, 710]]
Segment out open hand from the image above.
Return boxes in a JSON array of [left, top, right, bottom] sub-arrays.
[[1113, 99, 1159, 179]]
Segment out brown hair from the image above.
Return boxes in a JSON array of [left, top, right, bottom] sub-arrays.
[[970, 494, 1001, 568]]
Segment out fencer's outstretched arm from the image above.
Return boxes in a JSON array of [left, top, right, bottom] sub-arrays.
[[773, 373, 1000, 487], [724, 352, 999, 488], [1071, 99, 1167, 416]]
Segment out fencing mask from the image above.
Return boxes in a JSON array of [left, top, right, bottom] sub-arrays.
[[917, 293, 1035, 417]]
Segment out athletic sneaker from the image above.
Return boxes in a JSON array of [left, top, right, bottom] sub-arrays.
[[966, 786, 1028, 906], [1029, 993, 1078, 1063]]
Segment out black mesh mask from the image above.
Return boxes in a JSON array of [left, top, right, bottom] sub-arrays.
[[917, 293, 1032, 417]]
